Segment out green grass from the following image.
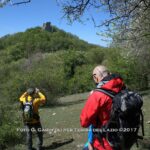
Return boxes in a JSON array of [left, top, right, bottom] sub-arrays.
[[10, 91, 150, 150]]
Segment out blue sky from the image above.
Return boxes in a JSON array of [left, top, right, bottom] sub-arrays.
[[0, 0, 110, 47]]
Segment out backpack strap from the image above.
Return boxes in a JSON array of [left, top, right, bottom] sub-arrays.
[[94, 88, 116, 98], [140, 110, 145, 136], [93, 88, 116, 148]]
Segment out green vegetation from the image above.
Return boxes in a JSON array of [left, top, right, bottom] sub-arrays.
[[0, 24, 149, 149], [0, 103, 23, 149]]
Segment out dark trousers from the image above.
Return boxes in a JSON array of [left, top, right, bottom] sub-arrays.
[[25, 122, 43, 150]]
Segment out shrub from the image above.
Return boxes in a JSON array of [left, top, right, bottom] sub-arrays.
[[104, 48, 149, 90], [1, 53, 65, 106], [0, 103, 23, 149], [65, 65, 94, 94]]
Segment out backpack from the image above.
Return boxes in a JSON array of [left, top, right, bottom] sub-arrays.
[[23, 96, 34, 122], [94, 88, 144, 150]]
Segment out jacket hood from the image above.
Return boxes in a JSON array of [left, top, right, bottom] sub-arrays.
[[99, 74, 125, 93]]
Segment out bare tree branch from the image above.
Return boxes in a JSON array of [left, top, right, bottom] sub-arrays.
[[11, 0, 31, 5], [0, 0, 31, 7]]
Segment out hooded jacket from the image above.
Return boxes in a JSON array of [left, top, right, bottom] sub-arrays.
[[80, 74, 125, 150]]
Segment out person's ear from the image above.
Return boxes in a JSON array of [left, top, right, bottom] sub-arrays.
[[96, 77, 99, 83]]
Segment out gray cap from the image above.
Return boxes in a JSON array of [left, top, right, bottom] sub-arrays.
[[27, 88, 35, 95]]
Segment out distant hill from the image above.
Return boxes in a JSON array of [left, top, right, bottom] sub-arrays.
[[0, 23, 98, 63], [0, 23, 105, 105]]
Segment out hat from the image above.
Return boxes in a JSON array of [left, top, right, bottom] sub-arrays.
[[26, 88, 35, 95]]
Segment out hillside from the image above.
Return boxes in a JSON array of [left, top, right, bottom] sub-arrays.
[[0, 24, 106, 149], [0, 24, 96, 63], [0, 24, 102, 103]]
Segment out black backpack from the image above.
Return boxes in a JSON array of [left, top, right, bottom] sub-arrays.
[[94, 88, 144, 150]]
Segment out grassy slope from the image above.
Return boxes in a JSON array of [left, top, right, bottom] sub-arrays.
[[12, 92, 150, 150]]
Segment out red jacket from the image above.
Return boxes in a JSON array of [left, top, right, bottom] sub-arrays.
[[80, 74, 125, 150]]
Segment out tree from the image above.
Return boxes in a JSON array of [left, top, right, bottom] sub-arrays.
[[0, 0, 31, 7], [63, 50, 87, 79], [58, 0, 150, 88], [57, 0, 150, 41]]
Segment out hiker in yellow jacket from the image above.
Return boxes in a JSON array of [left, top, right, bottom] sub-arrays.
[[20, 88, 46, 150]]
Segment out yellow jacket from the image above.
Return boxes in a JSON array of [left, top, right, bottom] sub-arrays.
[[19, 91, 46, 124]]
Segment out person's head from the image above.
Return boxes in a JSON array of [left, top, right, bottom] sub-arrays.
[[92, 65, 110, 84], [26, 88, 35, 96]]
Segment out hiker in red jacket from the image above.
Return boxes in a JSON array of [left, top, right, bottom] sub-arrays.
[[80, 65, 125, 150]]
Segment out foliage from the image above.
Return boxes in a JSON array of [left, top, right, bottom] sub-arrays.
[[66, 64, 94, 94], [0, 53, 65, 105], [0, 0, 31, 7], [0, 25, 149, 99], [86, 47, 106, 64], [104, 48, 149, 90], [0, 26, 89, 61], [0, 103, 23, 149], [58, 0, 150, 45], [58, 0, 150, 85], [63, 50, 87, 79]]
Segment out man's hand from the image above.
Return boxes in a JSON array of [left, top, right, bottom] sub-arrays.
[[35, 88, 40, 93]]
